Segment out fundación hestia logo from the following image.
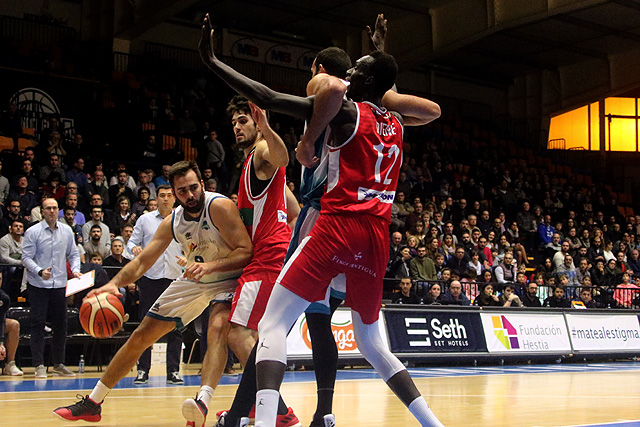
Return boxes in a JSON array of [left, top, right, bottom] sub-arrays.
[[492, 315, 519, 350]]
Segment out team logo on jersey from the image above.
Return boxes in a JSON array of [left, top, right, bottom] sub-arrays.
[[202, 220, 210, 230], [185, 232, 192, 240], [354, 252, 362, 261], [151, 303, 161, 312], [357, 187, 395, 204], [188, 242, 198, 253], [277, 210, 287, 223]]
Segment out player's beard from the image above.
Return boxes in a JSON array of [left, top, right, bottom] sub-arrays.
[[182, 191, 206, 214]]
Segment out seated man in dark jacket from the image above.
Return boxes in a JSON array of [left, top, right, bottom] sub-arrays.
[[543, 285, 571, 308], [522, 282, 542, 307], [391, 277, 421, 305], [440, 280, 471, 306]]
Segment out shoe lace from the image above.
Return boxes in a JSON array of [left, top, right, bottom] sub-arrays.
[[69, 395, 93, 412]]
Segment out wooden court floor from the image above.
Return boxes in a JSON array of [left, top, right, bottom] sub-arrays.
[[1, 362, 640, 426]]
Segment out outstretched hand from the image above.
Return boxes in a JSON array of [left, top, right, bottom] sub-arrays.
[[199, 13, 216, 66], [366, 13, 387, 52], [84, 283, 123, 301], [249, 102, 269, 132]]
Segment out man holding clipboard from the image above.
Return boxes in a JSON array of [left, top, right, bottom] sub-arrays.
[[22, 197, 82, 379]]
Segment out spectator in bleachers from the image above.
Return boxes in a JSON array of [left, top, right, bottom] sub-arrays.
[[522, 281, 542, 307], [13, 158, 39, 194], [388, 232, 403, 261], [0, 200, 25, 237], [544, 232, 562, 259], [538, 214, 555, 247], [131, 187, 150, 218], [425, 237, 440, 261], [102, 237, 130, 279], [543, 285, 571, 308], [389, 246, 412, 279], [467, 249, 483, 279], [405, 235, 419, 257], [134, 169, 157, 200], [57, 193, 85, 226], [475, 283, 500, 307], [553, 241, 571, 269], [391, 277, 421, 305], [422, 283, 442, 305], [38, 153, 66, 183], [0, 219, 24, 301], [627, 249, 640, 276], [410, 245, 436, 281], [441, 233, 456, 259], [447, 246, 469, 277], [588, 235, 605, 264], [82, 205, 110, 246], [499, 283, 522, 307], [440, 280, 471, 306], [433, 253, 446, 277], [8, 176, 37, 219], [154, 164, 171, 187], [495, 251, 516, 284], [603, 239, 615, 262], [65, 157, 88, 195], [615, 251, 629, 273], [108, 170, 135, 208], [404, 200, 423, 232], [83, 224, 111, 260], [575, 257, 591, 284], [109, 163, 136, 190], [107, 195, 135, 236], [505, 221, 520, 244], [396, 171, 412, 199], [613, 272, 639, 308], [576, 287, 597, 308], [87, 170, 109, 206], [470, 229, 482, 246], [64, 133, 88, 161], [59, 207, 83, 244]]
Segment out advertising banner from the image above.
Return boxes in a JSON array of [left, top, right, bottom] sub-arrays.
[[480, 312, 570, 353], [384, 310, 487, 353], [566, 314, 640, 351], [222, 30, 319, 70], [286, 308, 387, 357]]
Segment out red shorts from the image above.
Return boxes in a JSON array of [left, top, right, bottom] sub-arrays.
[[277, 213, 388, 324], [230, 243, 288, 331]]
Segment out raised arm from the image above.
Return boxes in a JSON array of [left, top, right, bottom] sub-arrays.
[[382, 91, 441, 126], [249, 102, 289, 169], [199, 14, 313, 120]]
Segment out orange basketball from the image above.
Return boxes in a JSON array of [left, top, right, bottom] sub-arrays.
[[79, 293, 125, 338]]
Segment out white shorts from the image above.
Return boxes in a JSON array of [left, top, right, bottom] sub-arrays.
[[146, 278, 237, 329]]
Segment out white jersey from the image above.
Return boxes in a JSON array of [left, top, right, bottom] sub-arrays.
[[171, 191, 243, 284]]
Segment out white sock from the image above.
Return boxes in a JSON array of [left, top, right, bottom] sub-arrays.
[[408, 396, 444, 427], [89, 380, 111, 403], [197, 385, 214, 408], [254, 389, 279, 426]]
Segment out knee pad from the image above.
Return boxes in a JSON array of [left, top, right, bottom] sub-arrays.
[[352, 311, 405, 382]]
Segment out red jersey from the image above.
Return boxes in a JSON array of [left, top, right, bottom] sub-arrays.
[[321, 101, 403, 222], [238, 148, 291, 274]]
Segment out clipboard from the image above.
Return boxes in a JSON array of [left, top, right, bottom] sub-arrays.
[[66, 271, 95, 297]]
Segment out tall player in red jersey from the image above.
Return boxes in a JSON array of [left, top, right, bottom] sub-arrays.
[[199, 13, 444, 427]]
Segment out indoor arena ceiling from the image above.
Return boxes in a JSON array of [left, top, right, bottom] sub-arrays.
[[127, 0, 640, 86]]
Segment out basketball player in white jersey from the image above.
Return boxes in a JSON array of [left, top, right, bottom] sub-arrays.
[[54, 161, 253, 425]]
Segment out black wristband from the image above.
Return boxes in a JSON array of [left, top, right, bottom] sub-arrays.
[[38, 269, 43, 277]]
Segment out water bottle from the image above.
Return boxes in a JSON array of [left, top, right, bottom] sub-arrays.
[[78, 355, 85, 374]]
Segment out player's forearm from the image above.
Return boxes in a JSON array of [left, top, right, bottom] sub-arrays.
[[382, 91, 441, 126], [205, 246, 253, 273], [206, 57, 312, 120], [261, 126, 289, 169]]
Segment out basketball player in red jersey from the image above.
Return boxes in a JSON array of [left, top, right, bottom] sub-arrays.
[[199, 13, 444, 427], [185, 99, 302, 427]]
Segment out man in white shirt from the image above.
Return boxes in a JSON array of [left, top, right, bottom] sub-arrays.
[[127, 184, 183, 385]]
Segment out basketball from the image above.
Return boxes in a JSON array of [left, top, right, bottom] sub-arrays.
[[79, 293, 125, 338]]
